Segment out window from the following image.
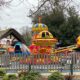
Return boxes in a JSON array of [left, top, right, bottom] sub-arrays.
[[46, 32, 49, 36], [15, 45, 22, 53], [42, 32, 45, 38]]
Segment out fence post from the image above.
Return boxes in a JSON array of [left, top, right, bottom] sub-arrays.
[[28, 55, 31, 72], [70, 52, 74, 75], [28, 63, 31, 72]]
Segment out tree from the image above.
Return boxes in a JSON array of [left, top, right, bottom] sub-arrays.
[[30, 0, 80, 46], [21, 26, 32, 46], [0, 0, 12, 8]]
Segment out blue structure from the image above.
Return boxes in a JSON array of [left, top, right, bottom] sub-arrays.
[[14, 41, 30, 56]]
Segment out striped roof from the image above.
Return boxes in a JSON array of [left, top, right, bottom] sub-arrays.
[[32, 23, 48, 32], [33, 23, 47, 28]]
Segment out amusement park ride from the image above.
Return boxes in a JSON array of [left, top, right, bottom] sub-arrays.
[[20, 16, 80, 64]]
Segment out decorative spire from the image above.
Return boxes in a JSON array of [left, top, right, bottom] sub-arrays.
[[38, 16, 42, 23]]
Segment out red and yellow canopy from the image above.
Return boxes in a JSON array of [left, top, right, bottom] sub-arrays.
[[32, 31, 58, 46]]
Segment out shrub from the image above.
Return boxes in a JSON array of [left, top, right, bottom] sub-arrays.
[[3, 74, 17, 80], [48, 71, 64, 80], [27, 71, 41, 80], [18, 71, 28, 77], [18, 71, 28, 80], [0, 68, 6, 77], [18, 71, 42, 80]]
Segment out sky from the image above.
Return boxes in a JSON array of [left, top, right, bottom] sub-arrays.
[[0, 0, 38, 32], [0, 0, 80, 32]]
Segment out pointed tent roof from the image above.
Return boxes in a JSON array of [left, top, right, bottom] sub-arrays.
[[0, 28, 26, 44]]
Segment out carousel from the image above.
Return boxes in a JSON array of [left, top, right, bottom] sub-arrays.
[[21, 17, 58, 64], [30, 16, 57, 55]]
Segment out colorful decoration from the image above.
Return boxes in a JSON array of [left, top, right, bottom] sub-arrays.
[[29, 43, 40, 55]]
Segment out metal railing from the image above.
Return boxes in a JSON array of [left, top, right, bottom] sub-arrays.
[[0, 52, 80, 73]]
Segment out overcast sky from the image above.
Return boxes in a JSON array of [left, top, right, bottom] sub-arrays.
[[0, 0, 80, 32], [0, 0, 38, 32]]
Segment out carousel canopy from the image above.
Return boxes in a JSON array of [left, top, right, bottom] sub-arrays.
[[32, 31, 58, 46], [32, 23, 48, 32]]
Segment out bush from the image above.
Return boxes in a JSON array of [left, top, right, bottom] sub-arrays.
[[18, 71, 28, 77], [48, 71, 64, 80], [27, 71, 41, 80], [18, 71, 28, 80], [3, 74, 17, 80], [18, 71, 42, 80], [0, 68, 6, 77]]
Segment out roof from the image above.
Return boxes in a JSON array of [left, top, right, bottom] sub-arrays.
[[32, 23, 48, 32], [0, 28, 26, 44], [33, 23, 48, 28]]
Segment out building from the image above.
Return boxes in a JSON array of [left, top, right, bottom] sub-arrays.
[[0, 28, 26, 44]]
